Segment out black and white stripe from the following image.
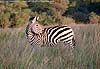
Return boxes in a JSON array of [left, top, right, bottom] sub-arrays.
[[26, 16, 75, 48], [44, 26, 75, 47], [26, 16, 43, 47], [26, 25, 43, 47]]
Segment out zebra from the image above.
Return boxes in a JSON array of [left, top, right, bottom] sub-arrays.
[[26, 16, 75, 48]]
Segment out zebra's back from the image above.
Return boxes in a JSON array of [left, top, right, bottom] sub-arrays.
[[44, 26, 75, 48]]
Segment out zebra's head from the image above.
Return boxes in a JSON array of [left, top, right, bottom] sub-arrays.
[[28, 16, 43, 35]]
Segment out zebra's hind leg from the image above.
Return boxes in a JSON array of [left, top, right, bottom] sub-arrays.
[[64, 39, 75, 49], [64, 41, 75, 58], [72, 37, 76, 48], [66, 38, 76, 48]]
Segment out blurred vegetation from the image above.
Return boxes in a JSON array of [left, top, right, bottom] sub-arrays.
[[0, 0, 100, 28]]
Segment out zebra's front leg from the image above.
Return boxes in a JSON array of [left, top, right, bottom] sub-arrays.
[[31, 43, 38, 53]]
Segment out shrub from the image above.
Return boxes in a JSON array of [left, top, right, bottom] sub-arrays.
[[0, 13, 11, 28], [62, 17, 75, 25], [89, 12, 100, 24], [73, 11, 89, 23]]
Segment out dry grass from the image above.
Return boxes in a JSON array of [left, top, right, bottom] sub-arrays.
[[0, 24, 100, 69]]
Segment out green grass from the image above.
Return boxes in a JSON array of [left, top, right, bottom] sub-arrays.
[[0, 25, 100, 69]]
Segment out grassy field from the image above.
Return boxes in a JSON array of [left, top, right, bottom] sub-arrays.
[[0, 24, 100, 69]]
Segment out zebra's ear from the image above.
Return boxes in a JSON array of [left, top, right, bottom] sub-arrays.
[[36, 16, 39, 21], [32, 17, 37, 24]]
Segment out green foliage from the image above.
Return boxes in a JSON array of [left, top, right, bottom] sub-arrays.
[[89, 12, 100, 24], [64, 0, 100, 23], [0, 13, 11, 28], [0, 0, 100, 28], [73, 12, 89, 23], [27, 2, 52, 14], [38, 12, 55, 25], [0, 2, 30, 28]]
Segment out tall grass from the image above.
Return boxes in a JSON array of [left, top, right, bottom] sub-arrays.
[[0, 25, 100, 69]]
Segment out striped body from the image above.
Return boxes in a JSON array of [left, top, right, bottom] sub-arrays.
[[44, 26, 75, 47]]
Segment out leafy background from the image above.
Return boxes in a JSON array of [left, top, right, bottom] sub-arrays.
[[0, 0, 100, 28], [0, 0, 100, 69]]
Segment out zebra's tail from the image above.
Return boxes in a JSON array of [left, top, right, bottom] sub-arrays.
[[72, 37, 76, 48]]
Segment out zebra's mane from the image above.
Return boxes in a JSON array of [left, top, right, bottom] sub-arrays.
[[29, 17, 35, 21]]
